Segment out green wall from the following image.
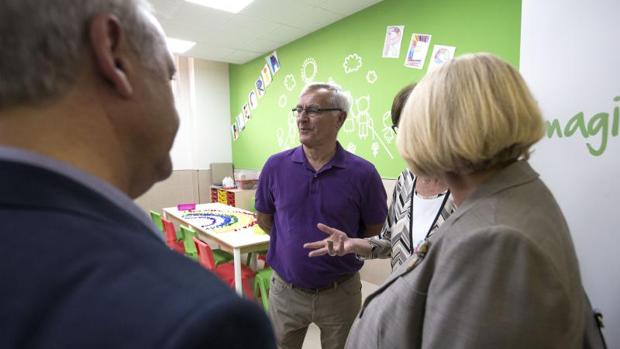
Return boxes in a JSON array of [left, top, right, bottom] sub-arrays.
[[230, 0, 522, 178]]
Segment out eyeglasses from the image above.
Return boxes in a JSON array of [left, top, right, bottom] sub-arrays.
[[292, 106, 343, 117], [391, 125, 398, 134]]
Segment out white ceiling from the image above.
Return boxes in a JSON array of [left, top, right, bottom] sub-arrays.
[[149, 0, 383, 64]]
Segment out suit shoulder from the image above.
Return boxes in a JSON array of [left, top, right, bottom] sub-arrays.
[[167, 296, 275, 348]]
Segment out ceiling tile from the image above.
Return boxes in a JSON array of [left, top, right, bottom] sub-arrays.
[[316, 0, 382, 15], [226, 49, 266, 64], [150, 0, 385, 64], [149, 0, 182, 21]]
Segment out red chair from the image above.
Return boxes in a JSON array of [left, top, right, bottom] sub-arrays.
[[193, 237, 255, 299], [161, 218, 185, 254]]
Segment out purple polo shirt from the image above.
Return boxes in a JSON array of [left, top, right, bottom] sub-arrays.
[[255, 143, 387, 289]]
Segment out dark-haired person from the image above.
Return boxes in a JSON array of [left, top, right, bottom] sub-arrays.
[[304, 84, 455, 270]]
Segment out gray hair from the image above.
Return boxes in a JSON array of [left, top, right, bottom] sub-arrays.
[[299, 83, 352, 114], [0, 0, 164, 109]]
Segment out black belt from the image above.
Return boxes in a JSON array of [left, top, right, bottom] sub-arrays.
[[290, 273, 356, 294]]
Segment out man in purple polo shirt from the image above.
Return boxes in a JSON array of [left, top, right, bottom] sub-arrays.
[[255, 83, 387, 349]]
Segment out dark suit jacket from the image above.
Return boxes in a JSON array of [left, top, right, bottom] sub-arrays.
[[346, 161, 586, 349], [0, 160, 275, 348]]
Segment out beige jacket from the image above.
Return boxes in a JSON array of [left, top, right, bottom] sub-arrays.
[[346, 161, 586, 349]]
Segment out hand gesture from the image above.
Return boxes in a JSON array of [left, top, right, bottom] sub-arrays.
[[303, 223, 354, 257]]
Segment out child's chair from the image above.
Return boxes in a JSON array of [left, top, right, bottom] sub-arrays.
[[179, 225, 199, 261], [193, 237, 255, 298], [180, 226, 234, 265], [161, 218, 185, 254], [212, 248, 234, 267], [253, 267, 273, 311], [149, 210, 164, 236]]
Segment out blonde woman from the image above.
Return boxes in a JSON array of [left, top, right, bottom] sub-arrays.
[[345, 53, 587, 348]]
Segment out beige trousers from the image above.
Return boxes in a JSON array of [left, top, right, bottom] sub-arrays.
[[269, 271, 362, 349]]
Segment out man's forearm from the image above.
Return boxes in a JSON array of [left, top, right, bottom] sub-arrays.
[[256, 213, 273, 235], [257, 220, 272, 234], [363, 223, 383, 238]]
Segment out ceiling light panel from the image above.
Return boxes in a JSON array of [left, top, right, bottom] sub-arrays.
[[166, 37, 196, 54], [184, 0, 254, 14]]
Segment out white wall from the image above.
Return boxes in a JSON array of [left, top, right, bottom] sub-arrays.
[[191, 59, 233, 169], [169, 56, 193, 169], [170, 57, 232, 170], [521, 0, 619, 345]]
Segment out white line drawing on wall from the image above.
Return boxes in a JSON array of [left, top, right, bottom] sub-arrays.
[[301, 57, 318, 84], [275, 111, 299, 150], [276, 128, 286, 148], [370, 127, 394, 159], [356, 95, 370, 113], [276, 112, 299, 150], [358, 112, 373, 139], [371, 142, 380, 157], [382, 111, 395, 143], [278, 94, 288, 108], [343, 53, 363, 74], [275, 57, 394, 159], [324, 90, 396, 159], [284, 74, 296, 91], [356, 96, 372, 139], [346, 142, 357, 154], [287, 112, 298, 148], [366, 70, 378, 84], [343, 110, 356, 133]]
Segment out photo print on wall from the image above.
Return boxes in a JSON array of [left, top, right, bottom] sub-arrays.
[[404, 33, 432, 69], [242, 103, 251, 121], [261, 64, 272, 87], [231, 123, 239, 141], [236, 113, 245, 131], [249, 90, 258, 110], [382, 25, 405, 58], [427, 45, 456, 72], [266, 51, 280, 75], [256, 77, 265, 97]]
